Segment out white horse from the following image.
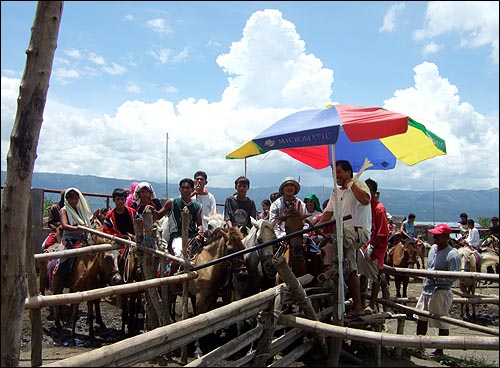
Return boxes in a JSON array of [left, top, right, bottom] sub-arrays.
[[160, 212, 226, 253], [457, 246, 499, 320], [238, 217, 277, 298]]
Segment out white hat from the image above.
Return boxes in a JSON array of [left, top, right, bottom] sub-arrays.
[[279, 177, 300, 195], [386, 212, 392, 219]]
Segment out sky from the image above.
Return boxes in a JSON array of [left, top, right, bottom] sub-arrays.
[[1, 1, 499, 195]]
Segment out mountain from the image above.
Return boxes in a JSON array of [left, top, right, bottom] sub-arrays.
[[1, 171, 498, 222]]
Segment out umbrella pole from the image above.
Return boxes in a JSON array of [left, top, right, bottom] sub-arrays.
[[327, 144, 344, 366], [329, 145, 344, 320]]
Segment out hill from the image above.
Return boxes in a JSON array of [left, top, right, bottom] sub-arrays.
[[1, 171, 498, 222]]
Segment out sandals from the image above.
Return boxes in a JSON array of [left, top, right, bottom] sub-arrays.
[[346, 310, 365, 319]]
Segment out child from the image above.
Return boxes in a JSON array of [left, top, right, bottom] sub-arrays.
[[103, 188, 137, 240], [260, 199, 271, 220]]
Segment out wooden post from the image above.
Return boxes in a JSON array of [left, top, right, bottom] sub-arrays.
[[181, 206, 190, 364], [25, 199, 42, 366], [394, 315, 406, 359], [373, 323, 382, 367], [273, 256, 328, 357]]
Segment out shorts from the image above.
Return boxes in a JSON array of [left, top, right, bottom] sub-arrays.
[[331, 225, 369, 274], [356, 249, 379, 281], [414, 289, 454, 329]]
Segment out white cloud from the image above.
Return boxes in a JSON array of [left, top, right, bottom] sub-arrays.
[[148, 46, 189, 64], [422, 41, 442, 55], [414, 2, 499, 65], [379, 3, 406, 33], [102, 62, 126, 75], [216, 9, 333, 109], [126, 83, 141, 94], [146, 18, 173, 37], [164, 85, 178, 94], [88, 52, 106, 65], [1, 9, 498, 192], [172, 46, 190, 63], [124, 14, 134, 22], [380, 61, 499, 190], [64, 48, 82, 59], [148, 48, 172, 64], [52, 67, 80, 84]]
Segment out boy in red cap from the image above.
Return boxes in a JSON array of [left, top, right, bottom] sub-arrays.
[[415, 223, 460, 357]]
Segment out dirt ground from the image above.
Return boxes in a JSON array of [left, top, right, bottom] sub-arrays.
[[19, 278, 499, 367]]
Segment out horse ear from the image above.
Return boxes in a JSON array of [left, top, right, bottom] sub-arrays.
[[250, 216, 258, 227]]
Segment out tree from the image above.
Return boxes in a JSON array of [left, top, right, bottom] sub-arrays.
[[1, 2, 63, 366]]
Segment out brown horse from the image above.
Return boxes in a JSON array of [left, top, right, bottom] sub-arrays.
[[40, 231, 123, 343], [187, 227, 246, 315], [385, 239, 417, 298], [415, 236, 431, 270], [117, 244, 145, 336]]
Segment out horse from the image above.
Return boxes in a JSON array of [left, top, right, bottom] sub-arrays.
[[458, 246, 499, 320], [457, 246, 479, 320], [385, 239, 417, 298], [41, 242, 123, 343], [161, 212, 229, 322], [116, 243, 145, 336], [415, 236, 432, 270], [275, 207, 309, 283], [238, 217, 277, 298], [183, 226, 246, 356], [187, 226, 246, 315]]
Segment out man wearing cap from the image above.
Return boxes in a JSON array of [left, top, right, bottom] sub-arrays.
[[269, 177, 307, 238], [415, 223, 460, 358]]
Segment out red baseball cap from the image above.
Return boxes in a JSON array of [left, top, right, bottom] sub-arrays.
[[428, 223, 452, 235]]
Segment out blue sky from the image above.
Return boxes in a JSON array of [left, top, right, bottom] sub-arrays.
[[1, 1, 499, 193]]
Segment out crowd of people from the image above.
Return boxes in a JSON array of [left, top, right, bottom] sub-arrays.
[[41, 161, 498, 357]]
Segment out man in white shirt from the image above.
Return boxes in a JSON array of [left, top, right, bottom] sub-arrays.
[[317, 160, 371, 318], [465, 219, 480, 250], [192, 171, 218, 231]]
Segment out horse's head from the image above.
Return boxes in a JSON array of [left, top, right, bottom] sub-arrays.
[[101, 249, 123, 286], [403, 240, 417, 268], [226, 226, 245, 254], [256, 219, 277, 280], [206, 212, 226, 230], [458, 246, 477, 272]]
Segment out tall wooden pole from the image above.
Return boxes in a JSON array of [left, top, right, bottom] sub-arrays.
[[1, 2, 63, 366]]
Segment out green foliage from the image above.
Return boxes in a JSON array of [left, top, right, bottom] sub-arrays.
[[43, 197, 54, 218], [477, 216, 491, 228]]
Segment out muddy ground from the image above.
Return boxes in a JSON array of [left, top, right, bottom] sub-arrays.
[[19, 278, 499, 367]]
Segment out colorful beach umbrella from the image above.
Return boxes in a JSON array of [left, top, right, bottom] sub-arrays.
[[226, 104, 447, 321], [226, 104, 446, 171]]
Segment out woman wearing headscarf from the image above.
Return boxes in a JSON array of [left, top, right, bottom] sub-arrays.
[[55, 188, 93, 293], [304, 193, 322, 222], [131, 181, 162, 215]]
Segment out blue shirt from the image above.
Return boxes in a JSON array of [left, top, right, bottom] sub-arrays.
[[422, 243, 460, 295]]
